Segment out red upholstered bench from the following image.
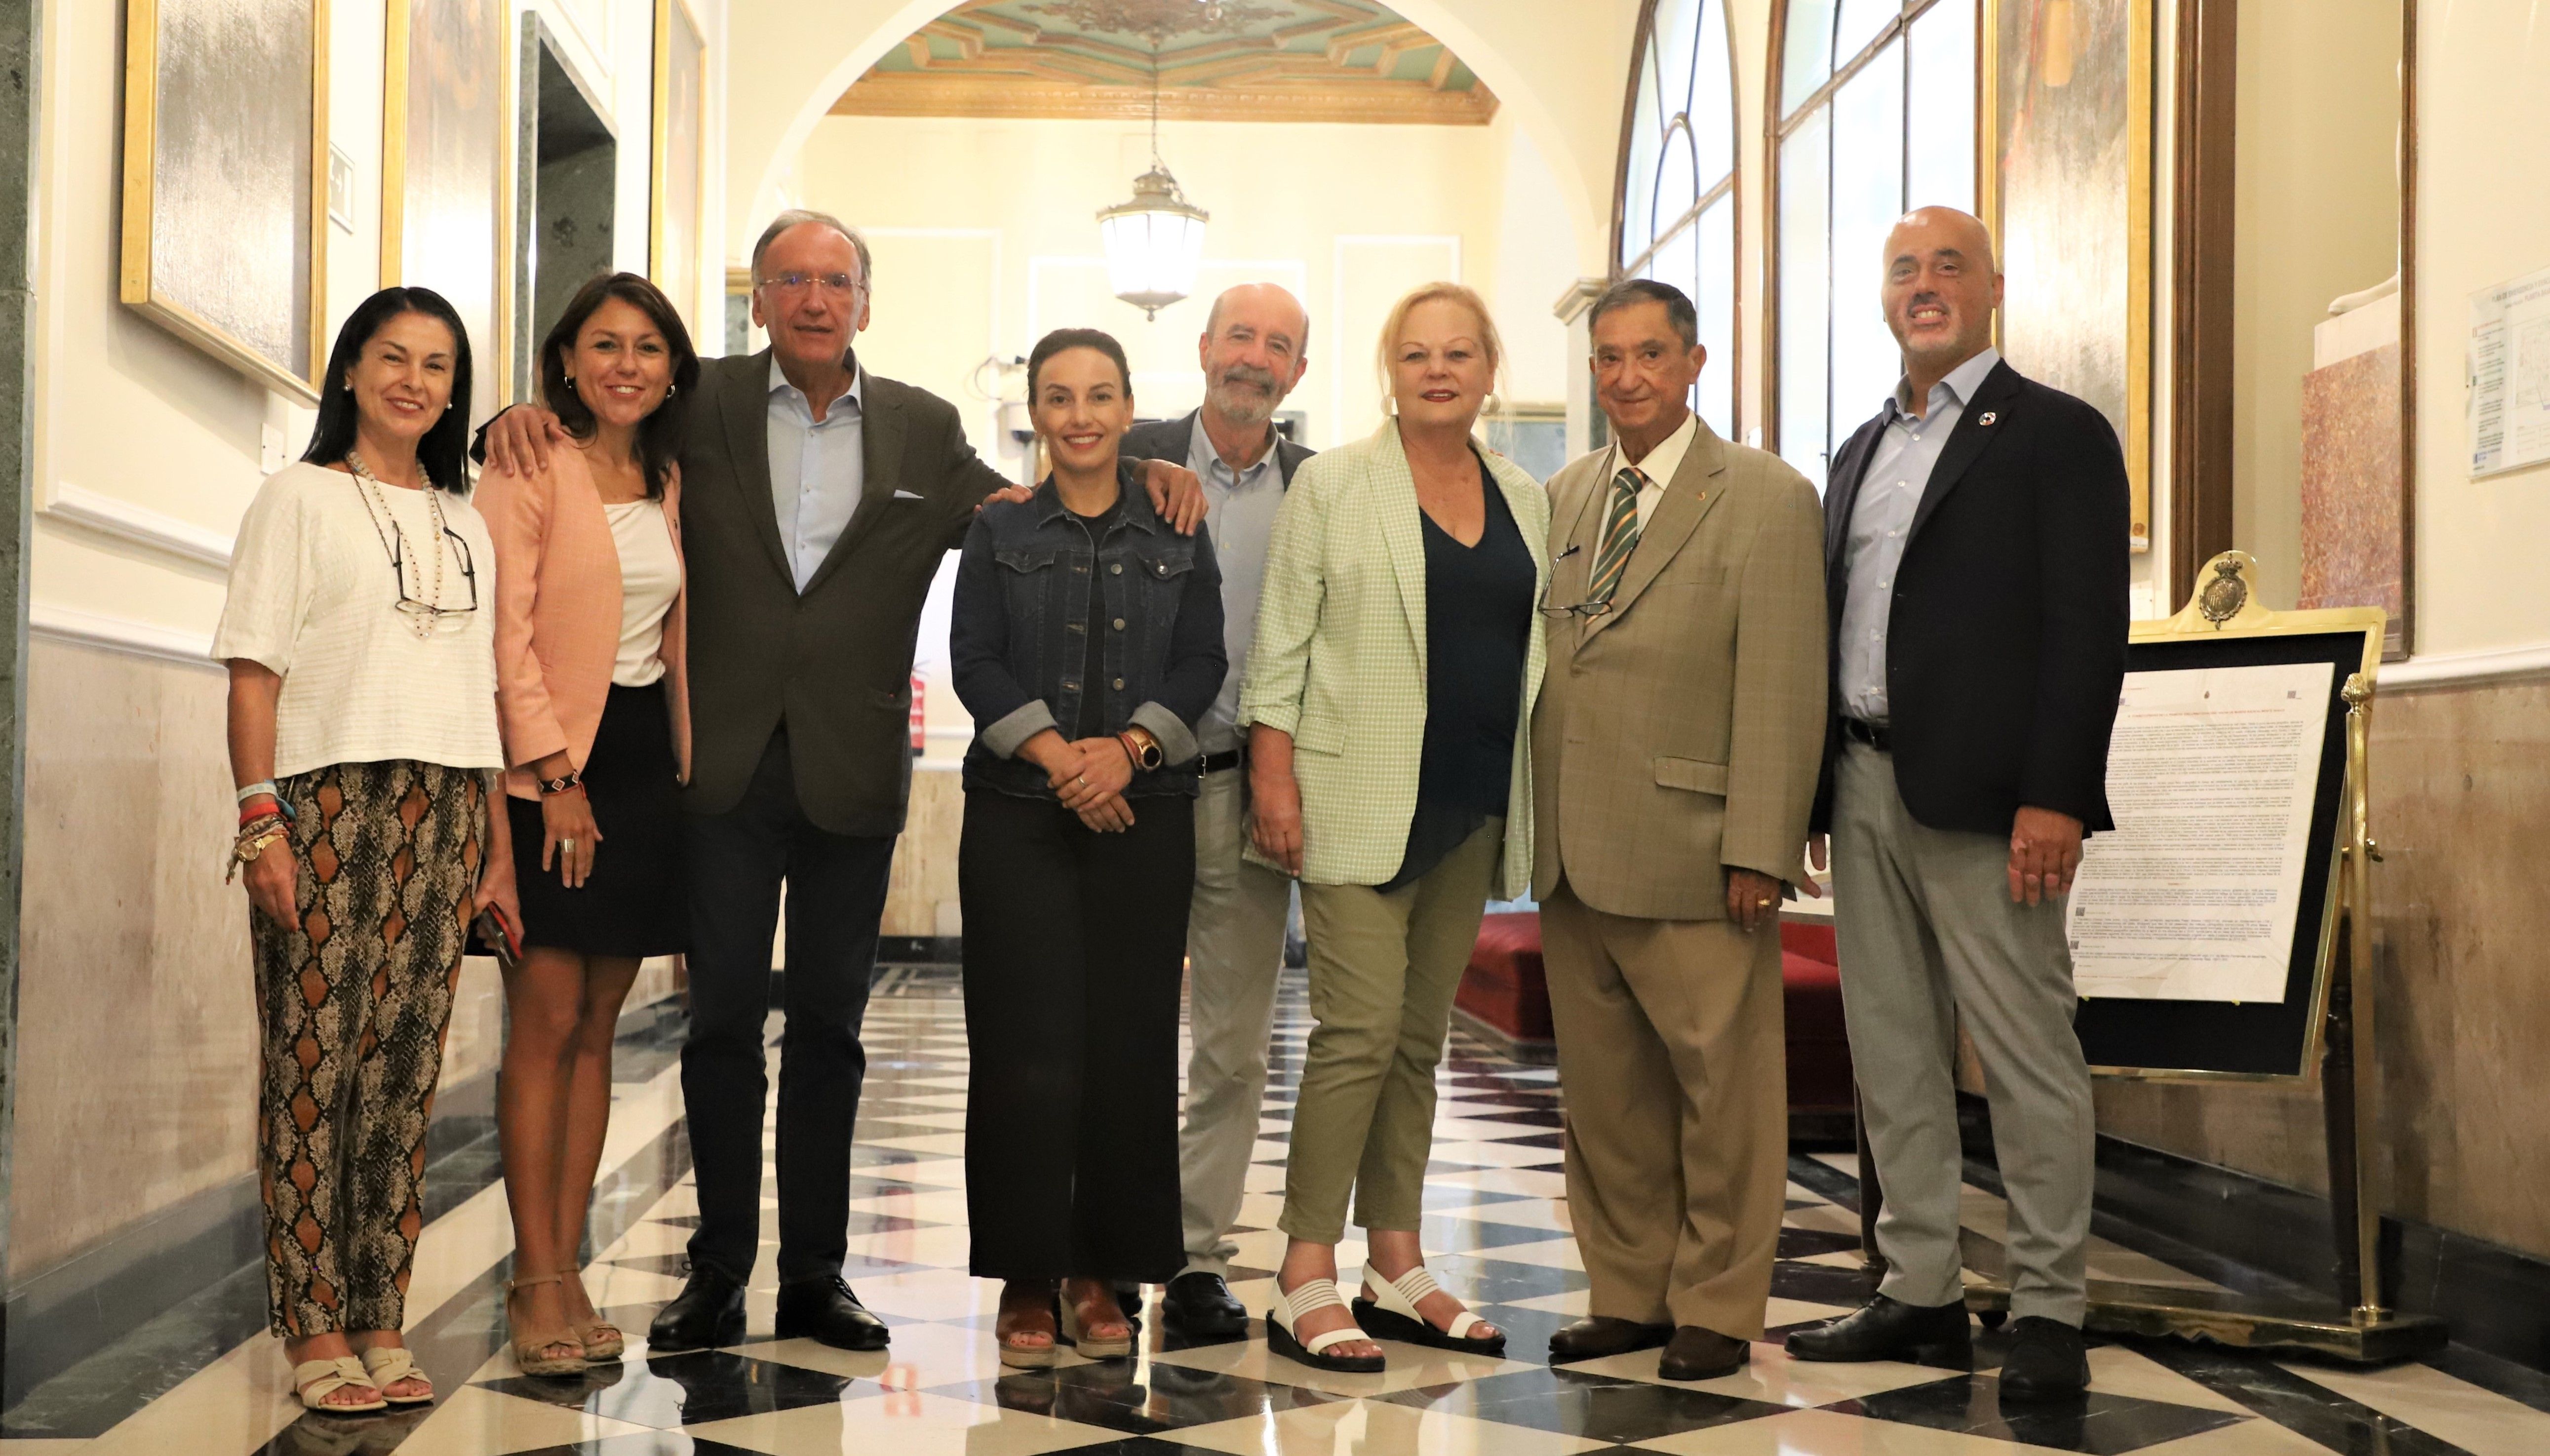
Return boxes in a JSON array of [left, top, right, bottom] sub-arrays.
[[1455, 910, 1857, 1143]]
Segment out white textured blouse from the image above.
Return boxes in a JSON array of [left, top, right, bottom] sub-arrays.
[[604, 498, 679, 687], [214, 461, 504, 778]]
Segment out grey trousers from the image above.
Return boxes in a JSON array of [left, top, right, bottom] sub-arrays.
[[1831, 743, 2095, 1325], [1177, 766, 1295, 1277]]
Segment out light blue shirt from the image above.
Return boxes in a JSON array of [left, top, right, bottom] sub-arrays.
[[768, 356, 865, 592], [1188, 414, 1287, 755], [1839, 346, 2001, 722]]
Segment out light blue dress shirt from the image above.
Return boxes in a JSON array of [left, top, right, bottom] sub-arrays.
[[1838, 346, 2001, 722], [1187, 414, 1287, 755], [767, 356, 865, 592]]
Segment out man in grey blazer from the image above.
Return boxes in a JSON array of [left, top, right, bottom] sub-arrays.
[[485, 215, 1201, 1353], [1119, 283, 1314, 1337]]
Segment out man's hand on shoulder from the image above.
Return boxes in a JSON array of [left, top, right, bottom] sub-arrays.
[[1141, 459, 1207, 534], [484, 404, 570, 476], [2007, 805, 2084, 906], [977, 483, 1033, 512]]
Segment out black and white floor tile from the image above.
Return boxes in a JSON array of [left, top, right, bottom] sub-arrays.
[[12, 965, 2550, 1455]]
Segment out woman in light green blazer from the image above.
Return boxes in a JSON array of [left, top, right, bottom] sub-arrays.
[[1239, 282, 1549, 1372]]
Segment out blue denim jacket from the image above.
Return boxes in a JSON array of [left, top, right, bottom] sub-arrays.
[[951, 460, 1226, 799]]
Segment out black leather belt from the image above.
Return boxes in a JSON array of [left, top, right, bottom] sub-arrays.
[[1201, 749, 1246, 775], [1842, 718, 1894, 752]]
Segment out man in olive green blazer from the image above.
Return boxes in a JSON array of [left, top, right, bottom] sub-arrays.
[[1531, 281, 1826, 1380]]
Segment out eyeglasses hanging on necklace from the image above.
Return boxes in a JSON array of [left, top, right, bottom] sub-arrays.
[[344, 453, 479, 636]]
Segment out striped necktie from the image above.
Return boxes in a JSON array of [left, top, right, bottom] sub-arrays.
[[1588, 465, 1645, 602]]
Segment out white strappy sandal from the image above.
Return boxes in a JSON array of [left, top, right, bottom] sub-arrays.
[[357, 1344, 434, 1406], [1267, 1278, 1385, 1373], [1352, 1261, 1508, 1355], [291, 1356, 387, 1413]]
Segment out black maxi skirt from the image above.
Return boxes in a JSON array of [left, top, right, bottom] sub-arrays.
[[508, 682, 688, 957]]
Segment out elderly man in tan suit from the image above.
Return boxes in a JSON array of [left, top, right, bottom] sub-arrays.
[[1533, 279, 1827, 1380]]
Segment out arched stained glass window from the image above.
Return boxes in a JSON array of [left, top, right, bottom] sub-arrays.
[[1774, 0, 1976, 489], [1615, 0, 1738, 439]]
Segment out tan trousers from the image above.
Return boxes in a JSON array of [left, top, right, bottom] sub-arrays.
[[1178, 767, 1296, 1276], [1280, 820, 1502, 1244], [1541, 882, 1789, 1338]]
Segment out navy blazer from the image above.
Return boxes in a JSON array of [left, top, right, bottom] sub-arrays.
[[1810, 360, 2131, 837]]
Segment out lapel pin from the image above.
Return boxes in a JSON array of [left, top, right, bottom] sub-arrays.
[[1978, 411, 1999, 427]]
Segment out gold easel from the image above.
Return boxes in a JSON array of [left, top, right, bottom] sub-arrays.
[[1954, 551, 2446, 1363]]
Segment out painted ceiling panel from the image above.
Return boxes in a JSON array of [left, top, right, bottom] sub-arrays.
[[833, 0, 1499, 125]]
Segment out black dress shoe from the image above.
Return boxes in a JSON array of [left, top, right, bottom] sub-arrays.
[[776, 1276, 891, 1351], [1161, 1272, 1248, 1338], [647, 1264, 746, 1354], [1547, 1315, 1673, 1362], [1784, 1295, 1972, 1366], [1657, 1325, 1750, 1381], [1996, 1316, 2089, 1402]]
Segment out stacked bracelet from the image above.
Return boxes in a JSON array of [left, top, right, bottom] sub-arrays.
[[235, 780, 278, 805], [225, 812, 290, 882]]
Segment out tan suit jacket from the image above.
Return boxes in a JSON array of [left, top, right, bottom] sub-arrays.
[[1530, 418, 1827, 920]]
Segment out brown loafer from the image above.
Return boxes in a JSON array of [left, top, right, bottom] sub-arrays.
[[1656, 1325, 1751, 1381], [1547, 1315, 1673, 1363]]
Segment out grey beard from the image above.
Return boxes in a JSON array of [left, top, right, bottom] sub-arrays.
[[1207, 387, 1277, 429]]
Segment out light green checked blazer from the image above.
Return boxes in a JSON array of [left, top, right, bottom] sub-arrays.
[[1237, 420, 1550, 896]]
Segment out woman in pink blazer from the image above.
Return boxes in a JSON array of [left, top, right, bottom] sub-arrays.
[[476, 273, 698, 1376]]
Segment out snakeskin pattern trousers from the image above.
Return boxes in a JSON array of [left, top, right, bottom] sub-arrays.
[[251, 759, 485, 1338]]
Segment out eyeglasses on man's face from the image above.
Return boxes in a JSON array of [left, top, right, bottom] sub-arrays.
[[760, 271, 864, 297]]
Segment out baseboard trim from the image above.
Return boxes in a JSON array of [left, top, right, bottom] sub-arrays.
[[1951, 1094, 2550, 1374]]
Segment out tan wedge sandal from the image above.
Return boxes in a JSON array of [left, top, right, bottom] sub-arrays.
[[505, 1272, 590, 1377], [292, 1356, 387, 1413], [357, 1344, 435, 1406], [566, 1265, 625, 1361]]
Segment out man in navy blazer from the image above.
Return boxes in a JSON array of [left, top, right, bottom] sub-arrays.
[[1783, 207, 2129, 1402]]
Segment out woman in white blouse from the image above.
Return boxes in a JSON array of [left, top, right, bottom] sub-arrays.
[[216, 287, 516, 1413], [474, 273, 697, 1377]]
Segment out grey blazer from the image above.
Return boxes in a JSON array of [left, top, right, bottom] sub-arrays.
[[1119, 410, 1314, 484], [677, 350, 1007, 835]]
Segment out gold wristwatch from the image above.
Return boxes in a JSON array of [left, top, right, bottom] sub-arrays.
[[1119, 725, 1165, 772]]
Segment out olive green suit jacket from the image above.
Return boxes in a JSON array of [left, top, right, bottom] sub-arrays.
[[1530, 419, 1827, 919]]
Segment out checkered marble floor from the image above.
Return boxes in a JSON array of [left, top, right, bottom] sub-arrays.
[[135, 966, 2550, 1456]]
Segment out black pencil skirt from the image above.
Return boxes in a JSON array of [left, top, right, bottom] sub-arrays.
[[508, 683, 688, 958], [959, 787, 1194, 1283]]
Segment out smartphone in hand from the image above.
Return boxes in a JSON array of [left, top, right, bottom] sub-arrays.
[[473, 904, 523, 970]]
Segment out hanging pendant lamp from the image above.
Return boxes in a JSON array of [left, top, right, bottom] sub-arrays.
[[1098, 43, 1208, 320]]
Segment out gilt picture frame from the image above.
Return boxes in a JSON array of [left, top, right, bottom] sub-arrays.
[[118, 0, 331, 403], [1981, 0, 2155, 550], [651, 0, 708, 335], [383, 0, 513, 429]]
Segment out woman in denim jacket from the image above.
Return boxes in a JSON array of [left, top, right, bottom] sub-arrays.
[[950, 328, 1225, 1368]]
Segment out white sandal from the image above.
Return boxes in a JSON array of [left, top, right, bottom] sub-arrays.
[[1352, 1261, 1507, 1355], [292, 1356, 387, 1413], [1266, 1278, 1385, 1373], [357, 1345, 434, 1406]]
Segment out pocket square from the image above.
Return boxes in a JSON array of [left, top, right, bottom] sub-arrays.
[[891, 488, 925, 501]]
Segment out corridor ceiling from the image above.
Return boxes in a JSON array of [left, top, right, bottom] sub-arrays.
[[831, 0, 1498, 125]]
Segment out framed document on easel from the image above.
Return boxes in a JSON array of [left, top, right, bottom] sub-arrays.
[[1955, 551, 2445, 1362]]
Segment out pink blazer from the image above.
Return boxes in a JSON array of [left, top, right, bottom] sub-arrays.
[[477, 447, 691, 800]]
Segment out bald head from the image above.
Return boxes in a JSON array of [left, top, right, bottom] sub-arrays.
[[1199, 282, 1310, 433], [1882, 206, 2002, 385]]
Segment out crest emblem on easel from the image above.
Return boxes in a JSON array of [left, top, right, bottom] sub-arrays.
[[2198, 556, 2250, 623]]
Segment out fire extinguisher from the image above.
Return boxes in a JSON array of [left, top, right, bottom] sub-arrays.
[[909, 673, 927, 756]]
